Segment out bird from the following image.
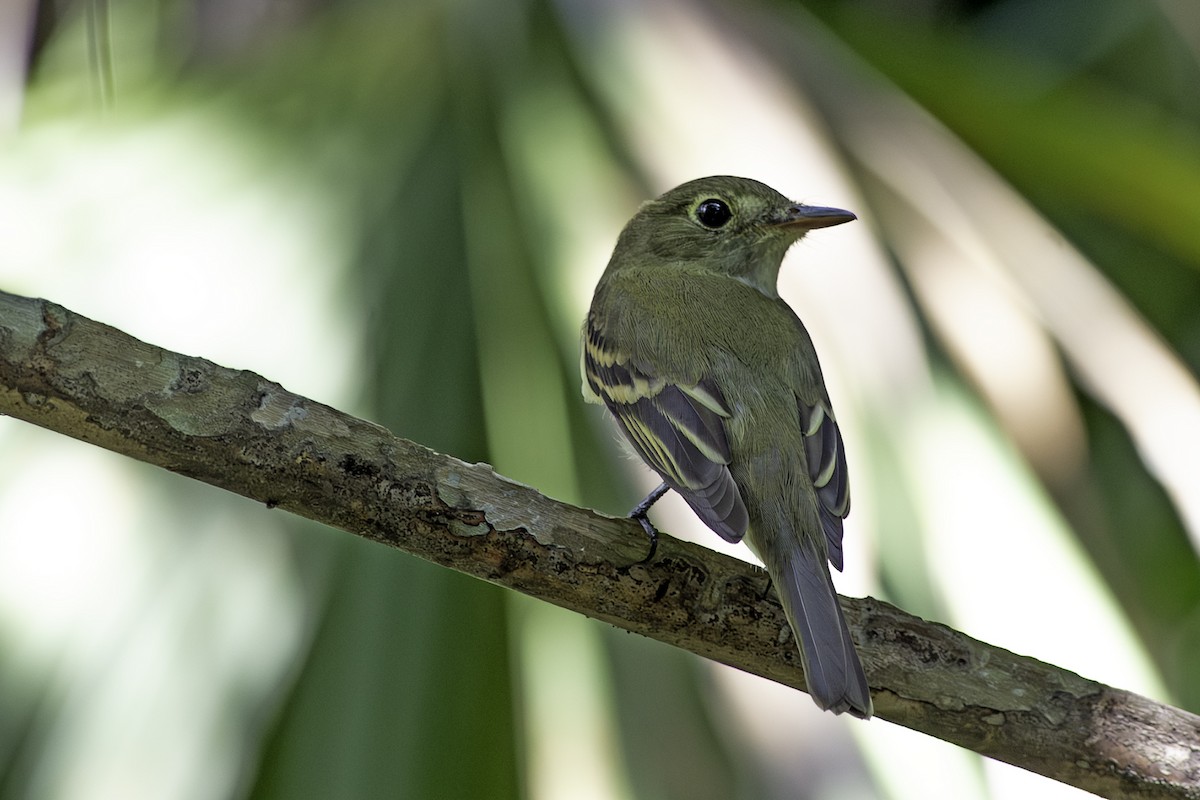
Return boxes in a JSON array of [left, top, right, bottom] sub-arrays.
[[581, 175, 872, 718]]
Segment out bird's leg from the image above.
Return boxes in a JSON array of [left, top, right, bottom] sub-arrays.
[[629, 481, 670, 563], [758, 572, 775, 602]]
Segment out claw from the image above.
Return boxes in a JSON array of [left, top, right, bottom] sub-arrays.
[[633, 514, 659, 564], [629, 482, 670, 563]]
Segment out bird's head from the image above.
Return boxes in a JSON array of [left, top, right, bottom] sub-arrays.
[[607, 175, 855, 296]]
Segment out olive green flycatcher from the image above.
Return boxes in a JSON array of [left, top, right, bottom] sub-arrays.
[[581, 175, 872, 718]]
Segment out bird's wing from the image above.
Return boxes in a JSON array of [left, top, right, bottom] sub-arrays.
[[583, 320, 749, 543], [796, 397, 851, 570]]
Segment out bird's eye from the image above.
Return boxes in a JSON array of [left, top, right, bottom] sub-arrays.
[[695, 198, 732, 229]]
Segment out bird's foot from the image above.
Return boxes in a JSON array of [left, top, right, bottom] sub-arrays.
[[758, 573, 775, 602], [629, 482, 669, 564]]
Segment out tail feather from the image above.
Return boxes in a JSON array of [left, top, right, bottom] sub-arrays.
[[777, 544, 872, 718]]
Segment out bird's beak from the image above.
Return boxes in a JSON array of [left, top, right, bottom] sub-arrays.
[[773, 204, 857, 230]]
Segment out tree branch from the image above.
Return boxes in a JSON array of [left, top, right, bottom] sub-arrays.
[[0, 289, 1196, 799]]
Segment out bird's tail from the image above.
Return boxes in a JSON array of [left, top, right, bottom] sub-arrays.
[[775, 541, 873, 718]]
